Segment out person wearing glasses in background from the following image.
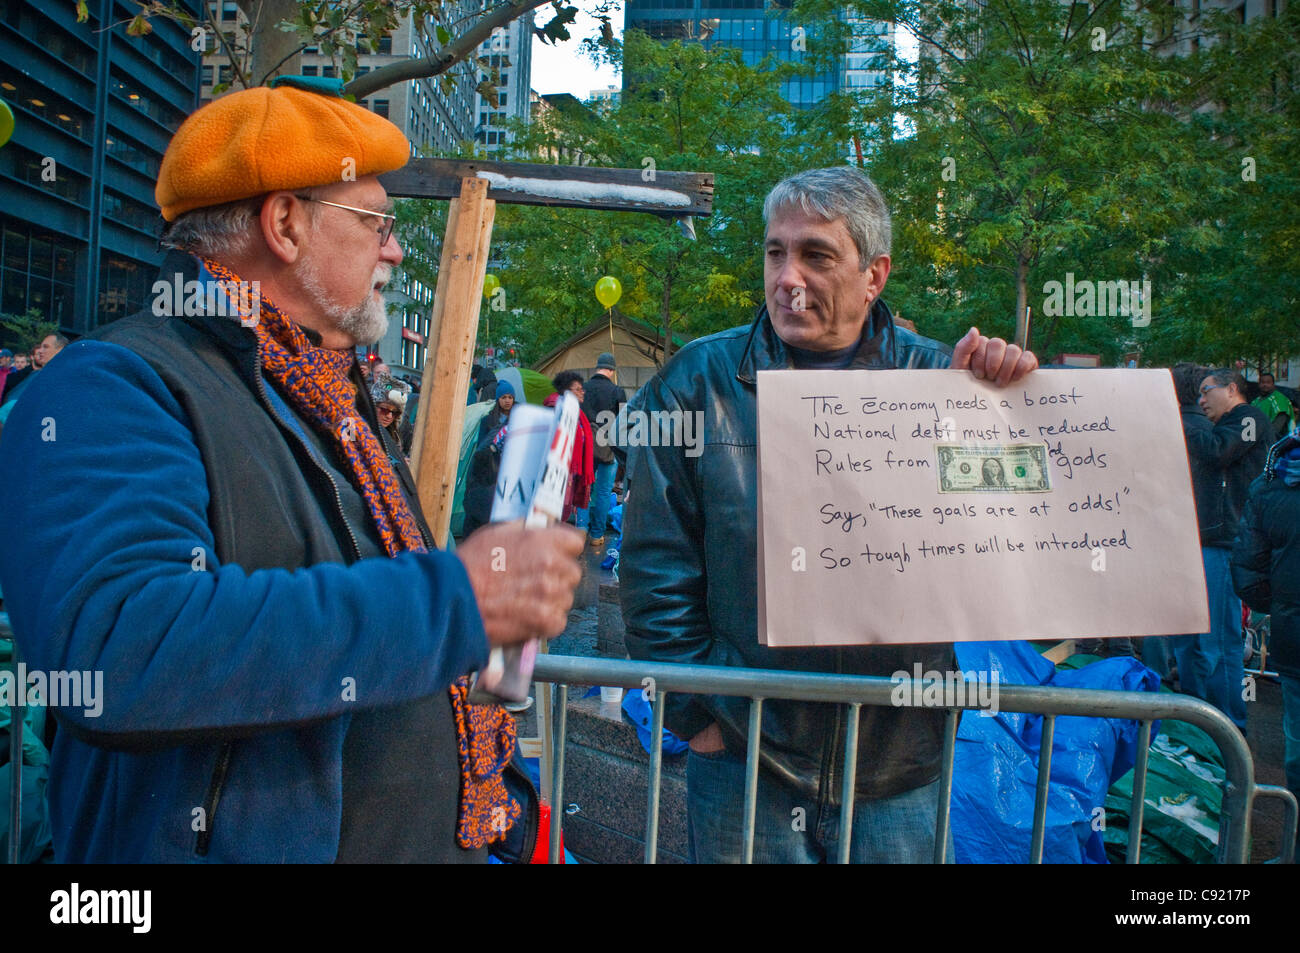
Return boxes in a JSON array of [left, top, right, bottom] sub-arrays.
[[0, 76, 583, 863], [371, 373, 412, 461], [1168, 368, 1272, 730]]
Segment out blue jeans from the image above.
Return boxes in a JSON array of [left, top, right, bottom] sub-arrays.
[[685, 747, 951, 863], [586, 459, 617, 541], [1140, 636, 1174, 683], [1172, 546, 1247, 730]]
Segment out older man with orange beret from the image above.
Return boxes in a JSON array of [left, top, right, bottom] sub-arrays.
[[0, 76, 583, 863]]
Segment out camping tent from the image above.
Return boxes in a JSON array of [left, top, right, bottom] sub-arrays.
[[493, 366, 554, 406]]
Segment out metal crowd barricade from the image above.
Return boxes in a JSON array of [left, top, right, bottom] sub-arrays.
[[532, 654, 1299, 865]]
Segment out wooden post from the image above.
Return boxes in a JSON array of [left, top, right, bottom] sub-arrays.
[[412, 177, 495, 548], [386, 160, 717, 823]]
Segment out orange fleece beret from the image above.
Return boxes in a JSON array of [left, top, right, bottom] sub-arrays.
[[156, 78, 410, 222]]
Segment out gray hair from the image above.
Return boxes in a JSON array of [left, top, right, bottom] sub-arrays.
[[762, 166, 892, 269], [1206, 367, 1247, 395], [160, 189, 322, 259]]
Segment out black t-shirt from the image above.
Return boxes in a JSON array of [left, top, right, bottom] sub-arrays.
[[272, 381, 484, 863], [786, 340, 859, 370]]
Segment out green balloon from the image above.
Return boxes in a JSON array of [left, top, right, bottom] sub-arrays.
[[0, 99, 14, 148]]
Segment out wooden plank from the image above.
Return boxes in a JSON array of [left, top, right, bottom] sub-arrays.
[[1041, 640, 1076, 664], [381, 158, 714, 217], [413, 177, 495, 548]]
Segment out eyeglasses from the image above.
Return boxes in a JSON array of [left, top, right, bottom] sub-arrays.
[[296, 196, 396, 246], [1199, 383, 1227, 396]]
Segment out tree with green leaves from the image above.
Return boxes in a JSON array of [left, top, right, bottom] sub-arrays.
[[0, 309, 58, 358], [408, 29, 842, 367], [790, 0, 1299, 367], [88, 0, 579, 102], [1141, 5, 1300, 371]]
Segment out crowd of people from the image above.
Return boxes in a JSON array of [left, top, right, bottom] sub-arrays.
[[0, 74, 1294, 865], [0, 333, 68, 439], [461, 354, 627, 545], [1145, 362, 1298, 817]]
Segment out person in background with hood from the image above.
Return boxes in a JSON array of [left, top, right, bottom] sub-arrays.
[[371, 374, 411, 460], [463, 380, 516, 536], [1231, 431, 1300, 844]]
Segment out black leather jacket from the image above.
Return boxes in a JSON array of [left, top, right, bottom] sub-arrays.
[[1186, 402, 1272, 548], [1231, 436, 1300, 679], [621, 301, 957, 801]]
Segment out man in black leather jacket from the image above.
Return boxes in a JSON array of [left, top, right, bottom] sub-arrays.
[[620, 167, 1038, 863], [1170, 368, 1271, 729]]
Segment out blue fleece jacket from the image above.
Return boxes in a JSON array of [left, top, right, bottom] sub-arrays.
[[0, 340, 488, 861]]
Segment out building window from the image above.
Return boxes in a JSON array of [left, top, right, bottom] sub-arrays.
[[221, 2, 238, 21], [0, 223, 81, 330], [322, 65, 336, 78], [302, 65, 318, 76], [97, 255, 153, 327], [201, 65, 214, 85], [499, 92, 507, 107], [373, 99, 389, 118], [378, 35, 393, 54]]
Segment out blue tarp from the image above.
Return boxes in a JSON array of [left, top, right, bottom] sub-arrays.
[[950, 640, 1160, 864]]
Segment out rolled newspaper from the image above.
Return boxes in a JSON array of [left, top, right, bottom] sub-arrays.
[[469, 393, 580, 704]]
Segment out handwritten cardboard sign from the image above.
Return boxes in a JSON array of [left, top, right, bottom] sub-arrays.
[[756, 369, 1209, 647]]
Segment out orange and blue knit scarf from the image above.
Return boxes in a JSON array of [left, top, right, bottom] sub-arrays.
[[203, 258, 520, 850]]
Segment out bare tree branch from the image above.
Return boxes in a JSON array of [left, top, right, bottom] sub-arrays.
[[344, 0, 553, 100]]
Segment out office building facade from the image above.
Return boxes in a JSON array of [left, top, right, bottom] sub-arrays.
[[473, 13, 534, 152], [623, 0, 891, 113], [1, 0, 202, 336]]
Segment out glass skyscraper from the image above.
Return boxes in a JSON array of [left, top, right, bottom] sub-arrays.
[[623, 0, 891, 114], [1, 0, 202, 335]]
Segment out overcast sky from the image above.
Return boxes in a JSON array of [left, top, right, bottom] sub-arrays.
[[529, 2, 622, 98]]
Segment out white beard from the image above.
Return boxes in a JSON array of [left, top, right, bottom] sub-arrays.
[[299, 254, 391, 346]]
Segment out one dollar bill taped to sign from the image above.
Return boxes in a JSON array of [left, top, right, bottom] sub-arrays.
[[755, 369, 1209, 647]]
